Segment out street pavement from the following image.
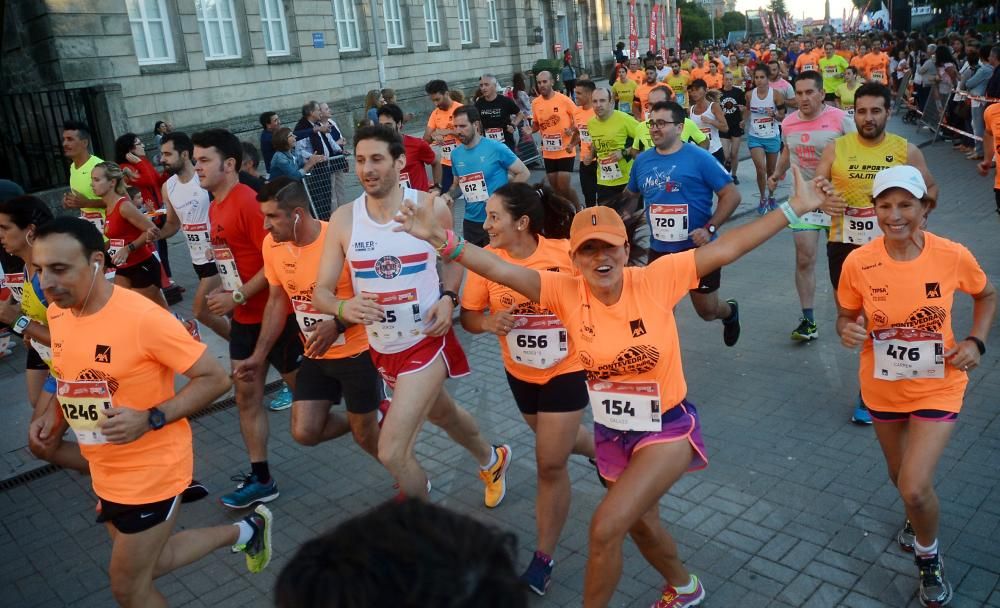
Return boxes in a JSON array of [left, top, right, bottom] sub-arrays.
[[1, 115, 999, 607]]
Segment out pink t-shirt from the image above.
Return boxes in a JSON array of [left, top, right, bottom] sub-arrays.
[[780, 105, 855, 178]]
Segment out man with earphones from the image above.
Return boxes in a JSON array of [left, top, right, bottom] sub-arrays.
[[33, 216, 275, 606], [233, 179, 384, 466]]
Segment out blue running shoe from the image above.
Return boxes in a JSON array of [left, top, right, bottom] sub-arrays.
[[268, 385, 292, 411], [852, 398, 873, 425], [220, 473, 279, 509], [520, 551, 554, 596], [767, 196, 779, 212], [757, 196, 768, 216]]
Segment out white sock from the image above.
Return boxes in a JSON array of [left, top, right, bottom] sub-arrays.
[[914, 538, 939, 557], [673, 575, 698, 594], [233, 520, 254, 547], [480, 446, 498, 470]]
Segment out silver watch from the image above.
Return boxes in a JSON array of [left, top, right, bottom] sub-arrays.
[[232, 290, 247, 305]]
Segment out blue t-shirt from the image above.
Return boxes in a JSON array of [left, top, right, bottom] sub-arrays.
[[450, 137, 518, 223], [627, 143, 733, 253]]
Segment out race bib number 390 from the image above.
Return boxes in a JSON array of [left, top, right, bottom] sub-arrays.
[[588, 379, 662, 432], [872, 328, 944, 381], [844, 206, 882, 244], [56, 379, 112, 445]]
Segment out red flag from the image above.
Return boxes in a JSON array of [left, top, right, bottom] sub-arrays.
[[649, 4, 659, 54], [660, 3, 667, 53], [761, 9, 772, 38], [628, 0, 638, 59], [675, 6, 681, 52]]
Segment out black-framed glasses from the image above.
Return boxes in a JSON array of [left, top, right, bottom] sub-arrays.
[[647, 120, 681, 129]]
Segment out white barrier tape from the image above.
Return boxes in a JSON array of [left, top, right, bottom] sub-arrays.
[[937, 121, 983, 142], [953, 92, 1000, 103]]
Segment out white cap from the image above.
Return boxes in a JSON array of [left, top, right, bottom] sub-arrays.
[[872, 165, 927, 199], [769, 43, 777, 50]]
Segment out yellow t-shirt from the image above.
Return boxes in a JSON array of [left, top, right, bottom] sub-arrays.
[[829, 132, 908, 243], [70, 155, 106, 235]]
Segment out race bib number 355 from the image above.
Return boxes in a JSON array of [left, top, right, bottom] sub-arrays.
[[872, 328, 944, 381], [588, 379, 662, 432], [56, 379, 112, 445]]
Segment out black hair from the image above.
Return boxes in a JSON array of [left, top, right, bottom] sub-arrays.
[[114, 132, 140, 164], [191, 128, 243, 168], [273, 181, 312, 213], [793, 70, 824, 92], [241, 141, 260, 167], [649, 101, 685, 124], [256, 176, 297, 203], [854, 82, 891, 110], [126, 186, 141, 200], [688, 78, 707, 90], [377, 103, 405, 124], [493, 182, 575, 239], [154, 120, 166, 134], [62, 120, 91, 142], [274, 499, 525, 608], [259, 111, 277, 129], [755, 65, 771, 76], [602, 194, 648, 267], [34, 216, 105, 262], [425, 79, 449, 96], [575, 79, 596, 92], [453, 106, 481, 123], [160, 131, 193, 157], [353, 125, 406, 160], [0, 195, 55, 230]]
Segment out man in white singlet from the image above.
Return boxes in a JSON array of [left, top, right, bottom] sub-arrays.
[[687, 78, 729, 166], [157, 131, 231, 340], [313, 125, 513, 506]]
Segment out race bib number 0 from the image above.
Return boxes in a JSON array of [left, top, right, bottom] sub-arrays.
[[542, 134, 563, 152], [799, 210, 832, 227], [3, 272, 25, 303], [212, 246, 244, 292], [56, 379, 112, 445], [844, 207, 882, 244], [650, 204, 689, 242], [81, 210, 105, 234], [504, 315, 568, 369], [459, 171, 489, 203], [872, 328, 944, 381], [588, 379, 662, 432], [485, 128, 505, 142], [598, 157, 623, 181], [366, 288, 422, 347], [182, 223, 211, 261], [292, 299, 345, 346], [107, 238, 126, 261]]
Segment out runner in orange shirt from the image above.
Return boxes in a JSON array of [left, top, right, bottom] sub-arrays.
[[701, 62, 724, 90], [837, 166, 996, 607], [795, 40, 822, 74], [34, 217, 274, 606], [574, 79, 599, 208], [531, 71, 580, 208], [461, 182, 596, 595], [633, 66, 670, 121], [234, 179, 382, 461], [423, 79, 463, 193], [977, 101, 1000, 215], [863, 46, 890, 84], [395, 162, 836, 608], [626, 56, 646, 85]]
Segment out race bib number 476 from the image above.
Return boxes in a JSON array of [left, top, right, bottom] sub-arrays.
[[872, 328, 944, 381]]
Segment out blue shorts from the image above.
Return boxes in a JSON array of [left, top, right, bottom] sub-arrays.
[[747, 135, 781, 154]]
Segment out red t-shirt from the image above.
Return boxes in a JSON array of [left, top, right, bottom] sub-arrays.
[[401, 134, 436, 191], [104, 197, 154, 268], [122, 157, 167, 209], [208, 183, 268, 324]]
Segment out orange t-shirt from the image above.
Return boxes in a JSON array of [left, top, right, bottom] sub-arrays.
[[702, 72, 724, 90], [262, 221, 367, 360], [836, 49, 854, 62], [531, 92, 577, 159], [795, 51, 821, 73], [462, 236, 582, 384], [627, 68, 646, 84], [837, 232, 988, 413], [538, 249, 699, 412], [48, 287, 206, 504], [864, 54, 890, 83], [985, 103, 1000, 189], [633, 82, 668, 119], [574, 105, 596, 160], [690, 67, 706, 81], [427, 102, 463, 167]]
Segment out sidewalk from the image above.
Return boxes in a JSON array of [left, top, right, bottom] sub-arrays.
[[2, 116, 999, 607]]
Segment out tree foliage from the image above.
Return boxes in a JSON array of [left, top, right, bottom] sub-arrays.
[[719, 11, 747, 37], [677, 1, 712, 46], [768, 0, 788, 17]]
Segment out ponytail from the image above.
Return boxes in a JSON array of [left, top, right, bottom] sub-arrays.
[[493, 182, 576, 239]]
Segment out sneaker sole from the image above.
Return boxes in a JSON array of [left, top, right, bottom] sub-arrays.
[[267, 403, 292, 412], [791, 334, 818, 341], [850, 417, 873, 425], [485, 445, 512, 509], [248, 504, 273, 573], [527, 582, 549, 596], [220, 490, 280, 510]]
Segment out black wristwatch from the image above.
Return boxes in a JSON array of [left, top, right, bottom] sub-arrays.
[[705, 223, 718, 235], [965, 336, 986, 355], [334, 317, 348, 334], [441, 290, 459, 307], [148, 407, 166, 431]]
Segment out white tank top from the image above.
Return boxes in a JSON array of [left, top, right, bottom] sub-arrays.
[[689, 101, 722, 153], [347, 188, 440, 354], [165, 173, 212, 265], [748, 86, 779, 139]]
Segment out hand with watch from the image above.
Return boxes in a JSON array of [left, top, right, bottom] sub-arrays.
[[101, 405, 166, 444], [422, 289, 459, 338], [945, 335, 986, 373], [690, 223, 718, 247]]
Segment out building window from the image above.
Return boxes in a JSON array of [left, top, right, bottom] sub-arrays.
[[259, 0, 290, 56], [424, 1, 442, 47], [486, 0, 500, 42], [458, 0, 473, 44], [126, 0, 176, 65], [384, 0, 405, 48], [195, 0, 241, 59], [332, 0, 361, 51]]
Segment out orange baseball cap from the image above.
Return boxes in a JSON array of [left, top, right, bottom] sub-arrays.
[[569, 206, 627, 254]]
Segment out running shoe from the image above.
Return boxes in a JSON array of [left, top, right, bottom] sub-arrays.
[[790, 318, 818, 341], [479, 444, 512, 508], [897, 519, 916, 553], [757, 196, 769, 216], [650, 575, 706, 608], [181, 479, 209, 503], [916, 553, 953, 607], [268, 385, 293, 411], [520, 551, 554, 596], [851, 397, 873, 425], [732, 174, 740, 185], [767, 196, 779, 212], [722, 299, 740, 347], [220, 473, 279, 509], [588, 457, 608, 488], [232, 505, 273, 573]]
